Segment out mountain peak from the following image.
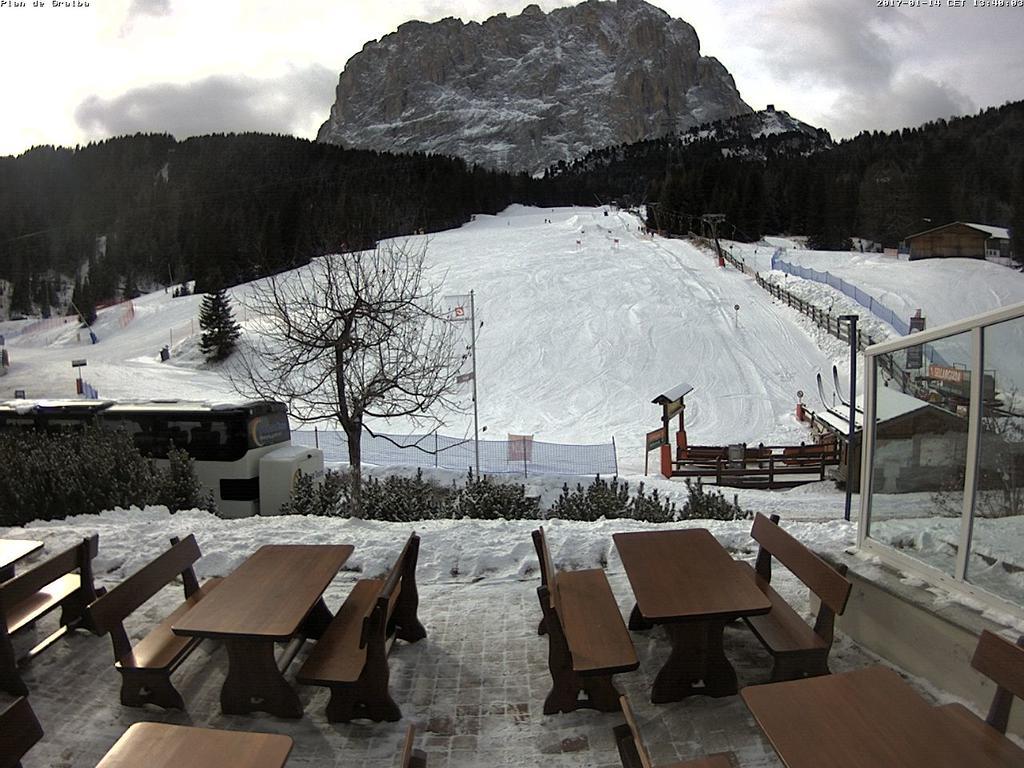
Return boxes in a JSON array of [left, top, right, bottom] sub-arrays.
[[317, 0, 752, 173]]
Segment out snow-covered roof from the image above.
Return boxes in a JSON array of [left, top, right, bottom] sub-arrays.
[[811, 386, 934, 437], [652, 382, 694, 405], [905, 221, 1010, 241], [962, 222, 1010, 240]]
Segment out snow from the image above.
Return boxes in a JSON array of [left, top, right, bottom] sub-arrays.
[[962, 223, 1010, 240], [2, 207, 845, 475], [743, 246, 1024, 332], [3, 205, 1024, 763]]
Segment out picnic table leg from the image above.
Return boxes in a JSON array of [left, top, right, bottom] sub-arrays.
[[0, 624, 28, 696], [298, 597, 333, 640], [628, 604, 654, 631], [221, 638, 303, 718], [652, 620, 737, 702]]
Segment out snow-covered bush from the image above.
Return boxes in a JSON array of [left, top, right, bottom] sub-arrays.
[[276, 469, 734, 523], [0, 428, 215, 525], [679, 478, 749, 521], [548, 476, 676, 522], [154, 447, 216, 514], [448, 469, 540, 521]]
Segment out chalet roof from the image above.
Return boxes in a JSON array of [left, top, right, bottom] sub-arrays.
[[905, 221, 1010, 241], [811, 385, 938, 437]]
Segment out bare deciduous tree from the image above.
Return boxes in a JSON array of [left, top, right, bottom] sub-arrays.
[[229, 240, 464, 515]]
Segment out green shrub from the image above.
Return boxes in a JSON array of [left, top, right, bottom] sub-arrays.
[[279, 468, 350, 516], [547, 475, 676, 522], [155, 447, 216, 513], [0, 427, 218, 525], [363, 468, 453, 521], [678, 478, 749, 521], [275, 469, 748, 524], [449, 469, 540, 520]]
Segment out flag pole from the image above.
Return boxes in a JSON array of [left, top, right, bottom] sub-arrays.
[[470, 290, 480, 475]]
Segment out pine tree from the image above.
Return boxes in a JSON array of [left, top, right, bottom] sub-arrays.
[[198, 288, 241, 361]]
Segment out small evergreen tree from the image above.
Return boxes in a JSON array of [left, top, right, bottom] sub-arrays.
[[155, 447, 216, 513], [198, 287, 241, 361]]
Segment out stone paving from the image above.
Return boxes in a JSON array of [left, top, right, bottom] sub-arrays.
[[8, 566, 921, 767]]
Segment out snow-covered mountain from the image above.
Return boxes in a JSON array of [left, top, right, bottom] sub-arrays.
[[317, 0, 752, 174], [548, 106, 830, 179]]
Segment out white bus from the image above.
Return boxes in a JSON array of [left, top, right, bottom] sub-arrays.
[[0, 399, 294, 517]]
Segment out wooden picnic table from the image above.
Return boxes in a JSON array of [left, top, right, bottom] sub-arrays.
[[613, 529, 770, 701], [172, 544, 353, 718], [0, 538, 43, 582], [741, 665, 1024, 768], [96, 722, 293, 767]]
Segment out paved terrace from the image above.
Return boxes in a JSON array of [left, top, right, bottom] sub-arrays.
[[7, 560, 944, 768]]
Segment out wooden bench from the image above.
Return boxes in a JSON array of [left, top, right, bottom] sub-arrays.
[[937, 630, 1024, 736], [614, 694, 735, 768], [94, 722, 293, 768], [737, 513, 851, 682], [0, 697, 44, 768], [532, 526, 638, 714], [400, 723, 427, 768], [86, 534, 222, 710], [0, 534, 102, 696], [297, 531, 426, 723]]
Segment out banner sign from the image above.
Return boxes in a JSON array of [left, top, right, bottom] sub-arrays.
[[646, 428, 668, 452], [928, 364, 967, 384], [444, 294, 473, 322], [444, 294, 474, 387], [664, 398, 684, 421], [507, 434, 534, 462]]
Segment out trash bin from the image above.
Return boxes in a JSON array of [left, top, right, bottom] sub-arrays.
[[159, 346, 170, 362]]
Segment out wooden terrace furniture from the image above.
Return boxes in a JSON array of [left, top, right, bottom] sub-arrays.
[[0, 539, 43, 582], [532, 527, 638, 715], [613, 694, 735, 768], [87, 534, 223, 710], [400, 723, 427, 768], [737, 513, 851, 681], [0, 534, 102, 696], [297, 532, 425, 723], [173, 541, 353, 718], [936, 630, 1024, 736], [0, 697, 44, 768], [742, 665, 1024, 768], [613, 528, 770, 702], [95, 722, 293, 768]]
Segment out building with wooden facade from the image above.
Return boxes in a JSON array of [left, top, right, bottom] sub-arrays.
[[904, 221, 1011, 261]]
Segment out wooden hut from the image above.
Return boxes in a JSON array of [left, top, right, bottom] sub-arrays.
[[904, 222, 1011, 261]]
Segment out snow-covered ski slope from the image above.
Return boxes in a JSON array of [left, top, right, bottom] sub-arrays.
[[5, 205, 1021, 474], [741, 245, 1024, 330]]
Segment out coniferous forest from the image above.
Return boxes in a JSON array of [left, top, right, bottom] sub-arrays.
[[2, 101, 1022, 318], [0, 133, 539, 316], [546, 101, 1024, 256]]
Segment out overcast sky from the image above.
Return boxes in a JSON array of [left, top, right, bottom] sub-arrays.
[[1, 0, 1021, 157]]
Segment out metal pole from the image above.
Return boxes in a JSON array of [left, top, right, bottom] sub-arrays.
[[470, 290, 480, 475], [842, 314, 859, 522]]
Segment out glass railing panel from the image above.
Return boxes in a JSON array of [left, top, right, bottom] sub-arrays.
[[966, 315, 1024, 604], [866, 330, 972, 577]]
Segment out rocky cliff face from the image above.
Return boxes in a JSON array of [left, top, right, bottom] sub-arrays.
[[317, 0, 752, 174]]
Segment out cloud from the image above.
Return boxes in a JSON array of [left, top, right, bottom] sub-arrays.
[[127, 0, 172, 18], [74, 66, 338, 142], [120, 0, 173, 37], [828, 73, 975, 138], [744, 0, 975, 137]]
